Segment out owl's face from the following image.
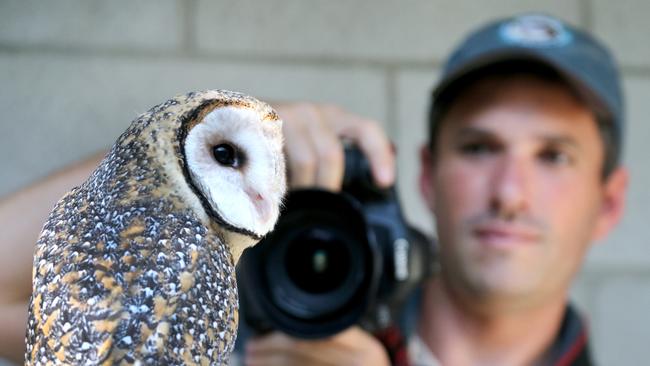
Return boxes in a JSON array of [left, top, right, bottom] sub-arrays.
[[184, 106, 286, 241]]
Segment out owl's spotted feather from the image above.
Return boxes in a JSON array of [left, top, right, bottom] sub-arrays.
[[25, 90, 286, 365]]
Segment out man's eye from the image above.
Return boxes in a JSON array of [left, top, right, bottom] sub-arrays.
[[539, 149, 572, 166], [459, 142, 495, 156]]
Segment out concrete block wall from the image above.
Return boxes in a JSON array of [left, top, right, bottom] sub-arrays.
[[1, 1, 648, 364]]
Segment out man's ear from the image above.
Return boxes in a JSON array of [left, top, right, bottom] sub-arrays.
[[419, 145, 436, 212], [592, 166, 629, 242]]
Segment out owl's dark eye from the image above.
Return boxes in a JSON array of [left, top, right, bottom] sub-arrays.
[[212, 143, 241, 168]]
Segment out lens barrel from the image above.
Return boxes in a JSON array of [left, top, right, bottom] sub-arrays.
[[237, 189, 381, 338]]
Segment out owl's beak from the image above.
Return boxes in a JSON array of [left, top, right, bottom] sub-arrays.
[[245, 187, 274, 231]]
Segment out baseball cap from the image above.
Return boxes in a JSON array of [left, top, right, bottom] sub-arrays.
[[431, 13, 624, 166]]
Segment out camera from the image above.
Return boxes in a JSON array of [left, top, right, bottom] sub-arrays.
[[236, 146, 436, 338]]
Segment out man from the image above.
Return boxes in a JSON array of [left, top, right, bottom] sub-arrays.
[[242, 14, 628, 366], [0, 13, 626, 366]]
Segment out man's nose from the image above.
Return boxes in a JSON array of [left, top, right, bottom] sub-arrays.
[[489, 155, 531, 220]]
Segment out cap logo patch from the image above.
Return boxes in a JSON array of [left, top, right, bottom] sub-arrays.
[[499, 14, 572, 47]]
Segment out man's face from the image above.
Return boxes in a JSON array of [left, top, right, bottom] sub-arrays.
[[420, 75, 627, 310]]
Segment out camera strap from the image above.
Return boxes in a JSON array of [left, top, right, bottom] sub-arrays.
[[374, 325, 410, 366]]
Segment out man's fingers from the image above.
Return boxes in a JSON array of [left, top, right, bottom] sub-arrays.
[[331, 114, 395, 188], [245, 331, 293, 352], [276, 102, 394, 191], [281, 106, 318, 189], [245, 328, 391, 366], [305, 113, 345, 191], [245, 332, 341, 366], [279, 103, 345, 191]]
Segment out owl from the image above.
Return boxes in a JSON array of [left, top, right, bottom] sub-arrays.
[[25, 90, 286, 365]]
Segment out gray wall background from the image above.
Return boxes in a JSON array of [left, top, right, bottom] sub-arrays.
[[1, 1, 648, 364]]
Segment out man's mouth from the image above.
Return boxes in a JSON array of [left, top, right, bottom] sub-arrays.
[[473, 222, 541, 249]]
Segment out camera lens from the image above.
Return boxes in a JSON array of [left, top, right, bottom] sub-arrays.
[[237, 189, 381, 338], [285, 227, 350, 294], [266, 220, 366, 320]]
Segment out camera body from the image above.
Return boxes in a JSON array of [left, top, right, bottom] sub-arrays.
[[236, 147, 435, 338]]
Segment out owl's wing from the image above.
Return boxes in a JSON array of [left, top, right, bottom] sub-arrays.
[[27, 194, 238, 365]]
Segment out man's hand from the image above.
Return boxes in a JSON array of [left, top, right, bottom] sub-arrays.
[[244, 327, 391, 366], [274, 103, 395, 191]]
